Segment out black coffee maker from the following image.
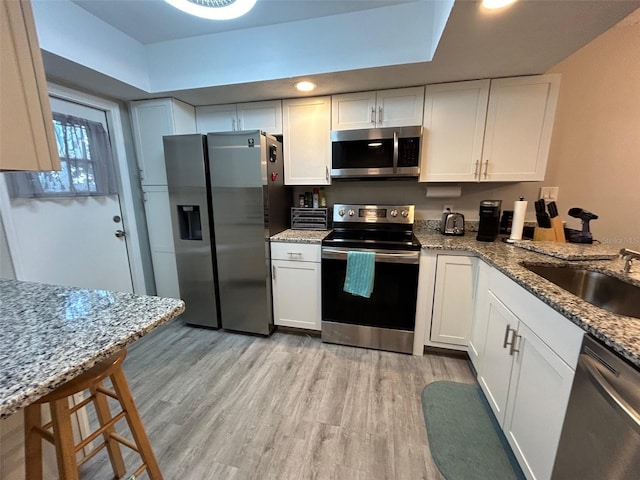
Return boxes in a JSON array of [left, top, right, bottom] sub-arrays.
[[477, 200, 502, 242]]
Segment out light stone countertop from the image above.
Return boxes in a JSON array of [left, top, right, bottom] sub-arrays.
[[0, 279, 185, 419], [271, 227, 640, 368], [270, 229, 330, 244]]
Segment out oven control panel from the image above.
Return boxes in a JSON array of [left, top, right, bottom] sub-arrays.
[[333, 204, 414, 224]]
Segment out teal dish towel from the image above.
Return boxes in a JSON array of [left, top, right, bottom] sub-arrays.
[[343, 251, 375, 298]]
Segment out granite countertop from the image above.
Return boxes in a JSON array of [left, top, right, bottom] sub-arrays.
[[0, 279, 185, 419], [271, 227, 640, 368], [413, 226, 640, 368], [270, 229, 330, 244]]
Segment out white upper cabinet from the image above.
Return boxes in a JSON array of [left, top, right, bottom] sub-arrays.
[[130, 98, 195, 186], [332, 87, 424, 130], [420, 80, 490, 182], [196, 100, 283, 135], [420, 74, 560, 182], [1, 0, 60, 171], [282, 96, 331, 186], [482, 75, 560, 181]]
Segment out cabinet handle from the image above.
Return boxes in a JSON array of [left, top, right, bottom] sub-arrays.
[[232, 118, 236, 131], [474, 160, 479, 178], [238, 118, 242, 131], [371, 107, 376, 124], [139, 168, 144, 180], [503, 325, 514, 349], [510, 333, 522, 356], [325, 165, 329, 182], [378, 105, 383, 124], [272, 265, 276, 280], [483, 160, 489, 179], [287, 252, 303, 257]]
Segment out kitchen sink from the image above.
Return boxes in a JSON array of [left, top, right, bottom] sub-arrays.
[[523, 264, 640, 319]]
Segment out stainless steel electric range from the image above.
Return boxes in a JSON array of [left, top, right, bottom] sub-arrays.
[[321, 204, 421, 354]]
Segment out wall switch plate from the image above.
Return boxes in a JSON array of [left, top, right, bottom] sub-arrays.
[[539, 187, 559, 201], [443, 204, 454, 212]]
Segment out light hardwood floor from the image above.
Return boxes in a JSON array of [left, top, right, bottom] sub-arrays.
[[80, 320, 476, 480]]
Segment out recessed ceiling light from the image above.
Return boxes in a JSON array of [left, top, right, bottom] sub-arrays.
[[482, 0, 517, 10], [165, 0, 257, 20], [295, 81, 316, 92]]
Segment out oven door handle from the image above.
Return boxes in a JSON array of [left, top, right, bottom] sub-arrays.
[[322, 248, 420, 264]]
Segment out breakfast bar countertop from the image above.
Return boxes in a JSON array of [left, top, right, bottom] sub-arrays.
[[0, 279, 185, 419]]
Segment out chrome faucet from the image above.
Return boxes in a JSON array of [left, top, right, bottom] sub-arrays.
[[620, 248, 640, 273]]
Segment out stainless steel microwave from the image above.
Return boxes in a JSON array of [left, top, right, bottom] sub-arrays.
[[330, 126, 422, 179]]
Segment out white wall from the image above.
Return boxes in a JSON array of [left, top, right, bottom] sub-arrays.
[[545, 8, 640, 248], [0, 216, 15, 279]]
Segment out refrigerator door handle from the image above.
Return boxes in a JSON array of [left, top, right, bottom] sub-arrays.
[[272, 265, 276, 280]]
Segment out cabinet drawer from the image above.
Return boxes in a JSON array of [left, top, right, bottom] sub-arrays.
[[271, 242, 321, 262]]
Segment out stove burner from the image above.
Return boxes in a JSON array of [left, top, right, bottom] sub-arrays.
[[323, 204, 421, 251]]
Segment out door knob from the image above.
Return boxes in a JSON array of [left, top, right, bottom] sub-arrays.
[[115, 230, 126, 238]]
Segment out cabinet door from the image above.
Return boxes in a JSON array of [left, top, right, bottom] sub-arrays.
[[468, 259, 491, 371], [478, 291, 518, 426], [503, 321, 575, 480], [143, 186, 175, 254], [430, 255, 477, 346], [237, 100, 283, 135], [272, 259, 321, 330], [196, 104, 238, 133], [376, 86, 425, 128], [1, 0, 60, 171], [482, 75, 560, 181], [283, 96, 331, 185], [131, 99, 195, 186], [150, 251, 180, 299], [420, 80, 489, 182], [331, 91, 377, 130]]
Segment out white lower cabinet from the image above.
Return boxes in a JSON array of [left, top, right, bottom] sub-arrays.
[[472, 263, 584, 480], [271, 242, 321, 331], [430, 254, 477, 347], [415, 252, 477, 353]]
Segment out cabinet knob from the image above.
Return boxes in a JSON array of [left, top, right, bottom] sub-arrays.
[[115, 229, 126, 238]]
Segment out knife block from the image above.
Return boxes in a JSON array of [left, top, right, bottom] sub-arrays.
[[550, 216, 566, 242], [533, 227, 557, 242]]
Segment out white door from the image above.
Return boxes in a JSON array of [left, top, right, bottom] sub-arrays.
[[1, 97, 134, 292]]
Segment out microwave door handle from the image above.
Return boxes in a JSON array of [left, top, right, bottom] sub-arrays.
[[393, 131, 399, 173]]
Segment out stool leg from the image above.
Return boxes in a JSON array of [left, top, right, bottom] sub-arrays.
[[110, 367, 163, 480], [91, 381, 126, 478], [50, 398, 79, 480], [24, 404, 43, 480]]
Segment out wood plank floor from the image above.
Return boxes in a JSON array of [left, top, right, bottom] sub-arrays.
[[80, 320, 476, 480]]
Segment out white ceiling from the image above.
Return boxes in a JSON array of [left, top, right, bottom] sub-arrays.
[[44, 0, 640, 105], [72, 0, 415, 44]]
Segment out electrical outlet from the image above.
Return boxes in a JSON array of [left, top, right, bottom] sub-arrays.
[[539, 187, 559, 201], [443, 204, 454, 212]]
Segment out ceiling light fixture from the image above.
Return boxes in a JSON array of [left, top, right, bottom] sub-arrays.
[[482, 0, 517, 10], [165, 0, 257, 20], [295, 81, 316, 92]]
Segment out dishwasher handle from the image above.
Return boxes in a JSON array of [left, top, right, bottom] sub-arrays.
[[580, 353, 640, 431]]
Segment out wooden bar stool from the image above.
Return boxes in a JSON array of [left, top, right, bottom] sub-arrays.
[[24, 349, 162, 480]]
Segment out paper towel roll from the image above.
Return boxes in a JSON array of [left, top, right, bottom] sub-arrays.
[[509, 198, 528, 240]]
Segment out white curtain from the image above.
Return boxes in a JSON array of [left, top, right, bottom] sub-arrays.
[[5, 113, 119, 198]]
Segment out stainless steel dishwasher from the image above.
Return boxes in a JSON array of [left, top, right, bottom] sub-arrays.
[[551, 335, 640, 479]]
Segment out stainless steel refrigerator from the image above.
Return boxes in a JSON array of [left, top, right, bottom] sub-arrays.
[[163, 134, 220, 328], [207, 130, 289, 335]]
